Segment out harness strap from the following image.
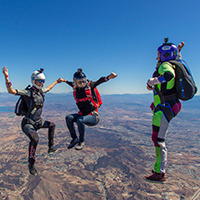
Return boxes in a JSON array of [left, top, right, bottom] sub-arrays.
[[154, 86, 178, 104], [73, 82, 98, 108], [155, 86, 165, 104]]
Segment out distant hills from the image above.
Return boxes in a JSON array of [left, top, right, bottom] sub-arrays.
[[0, 92, 199, 110]]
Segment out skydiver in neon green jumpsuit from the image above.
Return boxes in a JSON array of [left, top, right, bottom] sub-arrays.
[[145, 38, 184, 182]]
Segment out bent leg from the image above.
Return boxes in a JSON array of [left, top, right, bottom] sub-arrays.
[[65, 114, 80, 139], [22, 123, 39, 165], [41, 120, 55, 147], [76, 114, 98, 142], [152, 110, 169, 173], [152, 101, 181, 173], [28, 130, 39, 165]]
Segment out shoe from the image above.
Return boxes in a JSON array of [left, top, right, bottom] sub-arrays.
[[67, 138, 79, 149], [48, 146, 57, 154], [28, 164, 38, 176], [75, 141, 85, 150], [144, 172, 166, 182]]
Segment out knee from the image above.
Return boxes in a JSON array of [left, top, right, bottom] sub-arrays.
[[158, 141, 166, 149], [66, 115, 73, 123], [152, 136, 159, 147], [152, 129, 159, 147], [49, 122, 55, 129], [29, 130, 39, 144], [76, 117, 83, 125]]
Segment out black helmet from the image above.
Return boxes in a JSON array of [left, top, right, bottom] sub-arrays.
[[73, 68, 86, 80]]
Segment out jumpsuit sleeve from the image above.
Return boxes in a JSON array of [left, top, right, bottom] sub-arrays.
[[42, 88, 49, 93], [66, 81, 73, 87], [157, 62, 175, 89], [16, 89, 31, 97], [90, 77, 109, 88]]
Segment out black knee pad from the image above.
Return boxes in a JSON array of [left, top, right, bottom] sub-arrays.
[[29, 130, 39, 144]]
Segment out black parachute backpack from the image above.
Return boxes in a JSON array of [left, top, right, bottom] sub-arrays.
[[15, 85, 45, 117], [164, 60, 197, 101], [15, 85, 33, 116]]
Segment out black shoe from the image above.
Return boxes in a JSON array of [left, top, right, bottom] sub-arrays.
[[28, 164, 38, 176], [67, 138, 79, 149], [75, 141, 85, 150], [48, 146, 57, 154]]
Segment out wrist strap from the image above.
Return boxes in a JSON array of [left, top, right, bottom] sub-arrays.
[[6, 81, 12, 87]]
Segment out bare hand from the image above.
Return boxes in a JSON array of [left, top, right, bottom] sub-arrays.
[[146, 84, 153, 91], [3, 66, 9, 77], [178, 41, 185, 52], [57, 78, 64, 83], [109, 72, 117, 79]]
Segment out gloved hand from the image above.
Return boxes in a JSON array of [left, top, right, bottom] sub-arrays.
[[147, 77, 160, 87]]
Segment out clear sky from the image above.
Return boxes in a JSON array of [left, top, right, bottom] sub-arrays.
[[1, 0, 200, 94]]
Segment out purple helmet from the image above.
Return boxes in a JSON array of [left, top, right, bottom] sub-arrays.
[[157, 38, 178, 62]]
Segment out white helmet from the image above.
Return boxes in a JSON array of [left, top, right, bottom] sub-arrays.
[[31, 68, 46, 89]]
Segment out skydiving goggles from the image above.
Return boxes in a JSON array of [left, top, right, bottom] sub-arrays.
[[77, 80, 86, 84], [36, 79, 45, 83]]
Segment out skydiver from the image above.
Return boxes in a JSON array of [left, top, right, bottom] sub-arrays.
[[64, 68, 117, 150], [2, 66, 64, 176], [145, 39, 184, 182]]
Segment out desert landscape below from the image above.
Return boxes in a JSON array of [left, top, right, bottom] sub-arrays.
[[0, 93, 199, 200]]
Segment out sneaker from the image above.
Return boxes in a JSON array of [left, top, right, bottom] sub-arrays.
[[67, 138, 79, 149], [48, 146, 57, 154], [144, 172, 166, 182], [28, 164, 38, 176], [75, 141, 85, 150]]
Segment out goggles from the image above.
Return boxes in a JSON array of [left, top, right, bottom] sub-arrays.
[[77, 80, 86, 84], [37, 79, 45, 83]]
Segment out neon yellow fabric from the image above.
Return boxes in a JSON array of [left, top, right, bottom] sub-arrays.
[[152, 110, 163, 127], [154, 147, 161, 173], [153, 62, 175, 107]]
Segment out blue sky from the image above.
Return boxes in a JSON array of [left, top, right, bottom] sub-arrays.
[[1, 0, 200, 94]]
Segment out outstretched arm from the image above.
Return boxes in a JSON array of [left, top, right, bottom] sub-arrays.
[[107, 72, 118, 80], [46, 78, 64, 92], [2, 66, 17, 95], [91, 72, 118, 88], [62, 79, 73, 87]]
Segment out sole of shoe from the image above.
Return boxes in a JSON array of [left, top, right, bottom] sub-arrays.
[[67, 139, 79, 149], [143, 177, 165, 184], [75, 146, 84, 150], [48, 149, 58, 154], [30, 171, 38, 176], [75, 142, 85, 150]]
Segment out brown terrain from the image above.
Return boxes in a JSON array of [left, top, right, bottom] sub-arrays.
[[0, 93, 199, 200]]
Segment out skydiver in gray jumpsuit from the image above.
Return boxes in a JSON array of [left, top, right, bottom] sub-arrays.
[[3, 66, 64, 175]]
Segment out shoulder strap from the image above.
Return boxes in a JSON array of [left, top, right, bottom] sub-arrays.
[[25, 86, 45, 117], [25, 87, 35, 117]]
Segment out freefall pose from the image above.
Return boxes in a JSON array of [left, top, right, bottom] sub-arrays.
[[3, 66, 64, 176], [145, 39, 184, 182], [64, 68, 117, 150]]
